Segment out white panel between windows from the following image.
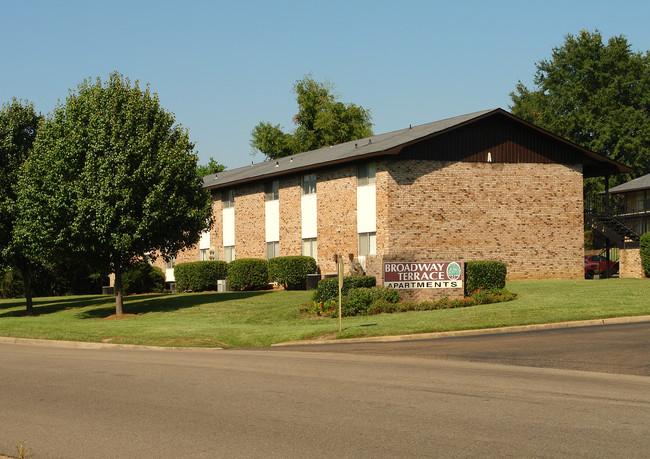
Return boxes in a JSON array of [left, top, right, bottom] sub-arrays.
[[357, 183, 376, 233], [265, 200, 280, 243], [301, 193, 317, 239], [199, 230, 211, 250], [223, 207, 235, 247]]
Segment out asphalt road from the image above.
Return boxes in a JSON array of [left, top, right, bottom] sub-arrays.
[[270, 321, 650, 376], [1, 323, 649, 458]]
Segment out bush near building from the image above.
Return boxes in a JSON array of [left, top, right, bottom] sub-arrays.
[[122, 262, 164, 295], [640, 233, 650, 277], [174, 260, 228, 292], [268, 256, 318, 290], [227, 258, 270, 291], [312, 275, 376, 303], [465, 261, 507, 293]]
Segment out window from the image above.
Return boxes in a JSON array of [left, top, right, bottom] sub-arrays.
[[636, 193, 645, 211], [358, 232, 376, 256], [358, 162, 376, 186], [166, 256, 176, 270], [266, 241, 280, 259], [222, 189, 234, 209], [302, 238, 317, 259], [223, 245, 235, 262], [265, 180, 279, 201], [200, 248, 209, 261], [302, 173, 317, 195]]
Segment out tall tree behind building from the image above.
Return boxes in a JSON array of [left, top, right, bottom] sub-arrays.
[[251, 75, 373, 160], [510, 29, 650, 199]]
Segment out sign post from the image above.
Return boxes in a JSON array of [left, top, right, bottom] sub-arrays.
[[337, 254, 343, 332]]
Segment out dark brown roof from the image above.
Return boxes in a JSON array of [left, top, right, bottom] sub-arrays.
[[202, 108, 631, 189]]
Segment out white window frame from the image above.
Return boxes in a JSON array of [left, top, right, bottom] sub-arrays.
[[223, 245, 235, 262], [265, 180, 279, 201], [165, 256, 176, 270], [358, 232, 376, 256], [222, 189, 234, 209], [302, 237, 317, 260], [266, 241, 280, 259], [358, 161, 376, 186], [301, 173, 317, 195]]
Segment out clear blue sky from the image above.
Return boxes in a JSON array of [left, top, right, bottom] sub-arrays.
[[2, 0, 649, 170]]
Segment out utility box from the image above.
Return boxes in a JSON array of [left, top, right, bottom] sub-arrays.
[[101, 286, 114, 295], [306, 274, 321, 290], [217, 280, 229, 292]]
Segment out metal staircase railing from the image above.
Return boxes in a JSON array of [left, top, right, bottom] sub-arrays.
[[585, 196, 640, 245]]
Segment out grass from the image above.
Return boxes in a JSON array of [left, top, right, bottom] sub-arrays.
[[0, 278, 648, 348]]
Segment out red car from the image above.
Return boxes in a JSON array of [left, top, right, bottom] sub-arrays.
[[584, 255, 619, 277], [584, 260, 599, 279]]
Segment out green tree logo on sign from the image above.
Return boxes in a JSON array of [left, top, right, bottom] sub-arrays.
[[447, 262, 461, 281]]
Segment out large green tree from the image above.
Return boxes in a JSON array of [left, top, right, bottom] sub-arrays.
[[0, 98, 41, 314], [510, 30, 650, 199], [250, 75, 373, 159], [15, 72, 212, 315]]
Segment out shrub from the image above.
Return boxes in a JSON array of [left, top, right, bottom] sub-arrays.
[[0, 267, 24, 298], [268, 256, 318, 290], [174, 260, 228, 292], [312, 275, 376, 303], [227, 258, 270, 291], [465, 260, 507, 293], [342, 286, 401, 317], [640, 232, 650, 277], [122, 262, 164, 295]]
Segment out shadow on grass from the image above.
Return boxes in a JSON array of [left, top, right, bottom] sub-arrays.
[[76, 291, 273, 319], [0, 295, 115, 318]]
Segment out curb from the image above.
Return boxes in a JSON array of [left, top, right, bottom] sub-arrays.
[[0, 336, 223, 351], [271, 315, 650, 346]]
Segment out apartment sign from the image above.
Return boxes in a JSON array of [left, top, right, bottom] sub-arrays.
[[384, 261, 463, 289]]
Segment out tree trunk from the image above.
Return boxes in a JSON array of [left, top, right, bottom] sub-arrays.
[[21, 266, 34, 316], [114, 264, 124, 316]]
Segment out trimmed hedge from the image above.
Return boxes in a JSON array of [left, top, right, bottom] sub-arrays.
[[312, 275, 376, 303], [174, 260, 228, 292], [227, 258, 270, 291], [122, 262, 165, 295], [640, 232, 650, 277], [268, 256, 318, 290], [465, 260, 507, 293]]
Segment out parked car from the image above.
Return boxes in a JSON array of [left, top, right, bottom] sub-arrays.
[[584, 260, 599, 279], [584, 255, 619, 276]]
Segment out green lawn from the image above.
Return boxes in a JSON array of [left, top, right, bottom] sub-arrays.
[[0, 278, 648, 348]]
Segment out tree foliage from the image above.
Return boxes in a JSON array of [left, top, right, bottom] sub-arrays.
[[15, 72, 212, 314], [196, 156, 226, 178], [510, 30, 650, 195], [250, 75, 373, 159], [0, 98, 41, 313]]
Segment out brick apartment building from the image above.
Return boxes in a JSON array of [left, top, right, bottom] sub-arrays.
[[156, 108, 630, 291]]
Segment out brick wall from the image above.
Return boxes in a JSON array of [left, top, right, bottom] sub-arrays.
[[620, 248, 646, 278], [279, 176, 302, 256], [374, 160, 584, 281], [316, 166, 358, 275], [234, 183, 266, 259]]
